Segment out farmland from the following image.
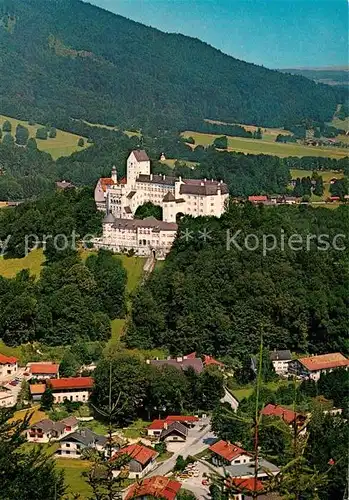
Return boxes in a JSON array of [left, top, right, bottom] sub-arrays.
[[0, 114, 90, 160], [182, 130, 349, 158]]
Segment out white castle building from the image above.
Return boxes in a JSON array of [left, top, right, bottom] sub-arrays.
[[94, 150, 229, 259]]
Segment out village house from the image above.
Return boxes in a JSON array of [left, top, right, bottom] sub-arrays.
[[159, 421, 188, 443], [28, 362, 60, 380], [27, 416, 78, 443], [111, 443, 158, 479], [147, 415, 198, 438], [57, 428, 108, 458], [94, 150, 229, 258], [288, 352, 349, 381], [261, 404, 307, 431], [29, 383, 46, 402], [124, 476, 181, 500], [0, 353, 18, 378], [269, 349, 292, 376], [225, 477, 264, 500], [48, 377, 94, 403], [209, 440, 253, 467], [248, 195, 270, 205]]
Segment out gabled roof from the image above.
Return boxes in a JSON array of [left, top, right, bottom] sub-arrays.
[[209, 440, 250, 461], [203, 355, 225, 367], [270, 350, 292, 361], [248, 195, 268, 202], [165, 415, 199, 423], [61, 428, 107, 447], [297, 353, 349, 371], [30, 363, 59, 375], [227, 477, 264, 493], [29, 384, 46, 395], [148, 419, 166, 430], [261, 404, 298, 425], [49, 377, 93, 391], [163, 191, 176, 202], [150, 357, 204, 373], [111, 443, 158, 466], [102, 213, 116, 224], [0, 353, 18, 364], [161, 421, 188, 439], [99, 178, 115, 192], [125, 476, 181, 500], [31, 419, 55, 432], [131, 149, 150, 162], [61, 416, 79, 427]]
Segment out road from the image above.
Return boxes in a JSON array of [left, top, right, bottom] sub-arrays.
[[148, 418, 216, 478]]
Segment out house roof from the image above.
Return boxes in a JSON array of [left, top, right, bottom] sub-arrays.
[[30, 363, 59, 375], [261, 404, 298, 425], [111, 217, 177, 232], [48, 377, 93, 391], [148, 419, 166, 430], [270, 350, 292, 361], [227, 477, 264, 493], [99, 178, 115, 192], [55, 180, 75, 190], [61, 428, 107, 447], [209, 440, 250, 461], [150, 357, 204, 373], [102, 213, 116, 224], [163, 191, 176, 202], [179, 180, 228, 196], [29, 384, 46, 395], [31, 419, 55, 432], [61, 416, 79, 427], [137, 174, 176, 186], [298, 353, 349, 372], [166, 415, 199, 423], [161, 421, 188, 439], [203, 355, 225, 367], [111, 443, 158, 466], [132, 150, 149, 162], [225, 458, 280, 479], [125, 476, 181, 500], [0, 353, 18, 364], [248, 195, 268, 202]]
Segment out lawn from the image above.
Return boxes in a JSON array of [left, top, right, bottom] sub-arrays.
[[56, 459, 92, 499], [182, 130, 349, 158], [161, 158, 198, 169], [118, 418, 151, 439], [0, 114, 90, 160], [10, 405, 48, 426], [231, 379, 294, 402], [0, 248, 44, 278], [290, 169, 344, 199]]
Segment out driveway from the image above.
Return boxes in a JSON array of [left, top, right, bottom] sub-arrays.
[[179, 460, 213, 499], [147, 418, 216, 478]]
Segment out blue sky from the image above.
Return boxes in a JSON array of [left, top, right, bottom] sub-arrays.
[[88, 0, 348, 69]]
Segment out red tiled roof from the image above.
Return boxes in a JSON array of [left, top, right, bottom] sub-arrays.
[[30, 363, 59, 375], [248, 195, 268, 202], [261, 404, 297, 425], [132, 149, 150, 162], [166, 415, 199, 423], [30, 384, 46, 395], [185, 352, 197, 359], [111, 443, 158, 466], [119, 177, 127, 184], [125, 476, 181, 500], [100, 178, 115, 192], [227, 477, 264, 493], [203, 355, 224, 367], [148, 419, 166, 430], [298, 353, 349, 372], [49, 377, 93, 391], [0, 353, 18, 364], [209, 440, 250, 461]]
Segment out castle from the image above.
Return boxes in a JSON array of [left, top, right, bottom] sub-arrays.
[[94, 150, 229, 259]]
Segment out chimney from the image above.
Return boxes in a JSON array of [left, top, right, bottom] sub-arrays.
[[204, 178, 207, 182], [164, 422, 168, 430], [177, 356, 183, 362], [179, 176, 182, 182], [200, 182, 204, 186], [150, 174, 153, 181], [111, 166, 117, 184], [163, 174, 166, 180]]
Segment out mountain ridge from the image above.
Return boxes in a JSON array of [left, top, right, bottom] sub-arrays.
[[0, 0, 342, 131]]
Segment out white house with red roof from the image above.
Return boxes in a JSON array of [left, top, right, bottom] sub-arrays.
[[288, 352, 349, 381], [28, 362, 59, 380], [261, 404, 307, 432], [47, 377, 93, 403], [147, 415, 199, 438], [111, 443, 158, 479], [0, 353, 18, 378], [209, 440, 253, 467], [124, 476, 181, 500]]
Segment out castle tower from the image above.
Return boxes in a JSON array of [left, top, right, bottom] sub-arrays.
[[111, 166, 117, 184]]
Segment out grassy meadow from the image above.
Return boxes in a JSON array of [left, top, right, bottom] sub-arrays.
[[182, 130, 349, 158], [290, 169, 344, 200], [0, 114, 90, 159]]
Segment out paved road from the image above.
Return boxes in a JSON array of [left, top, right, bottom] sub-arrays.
[[148, 419, 216, 478]]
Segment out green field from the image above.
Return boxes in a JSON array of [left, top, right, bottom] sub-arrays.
[[329, 116, 349, 133], [0, 248, 45, 278], [0, 114, 90, 160], [182, 130, 349, 158], [161, 158, 198, 169], [290, 169, 344, 199]]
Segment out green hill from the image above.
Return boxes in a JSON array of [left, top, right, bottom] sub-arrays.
[[0, 0, 341, 132]]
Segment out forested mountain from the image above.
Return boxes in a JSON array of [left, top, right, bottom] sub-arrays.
[[126, 203, 349, 357], [0, 0, 342, 131]]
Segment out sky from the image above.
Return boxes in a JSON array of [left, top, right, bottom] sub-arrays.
[[87, 0, 348, 69]]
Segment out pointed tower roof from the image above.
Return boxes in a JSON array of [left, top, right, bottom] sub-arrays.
[[162, 191, 176, 202], [102, 213, 115, 224]]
